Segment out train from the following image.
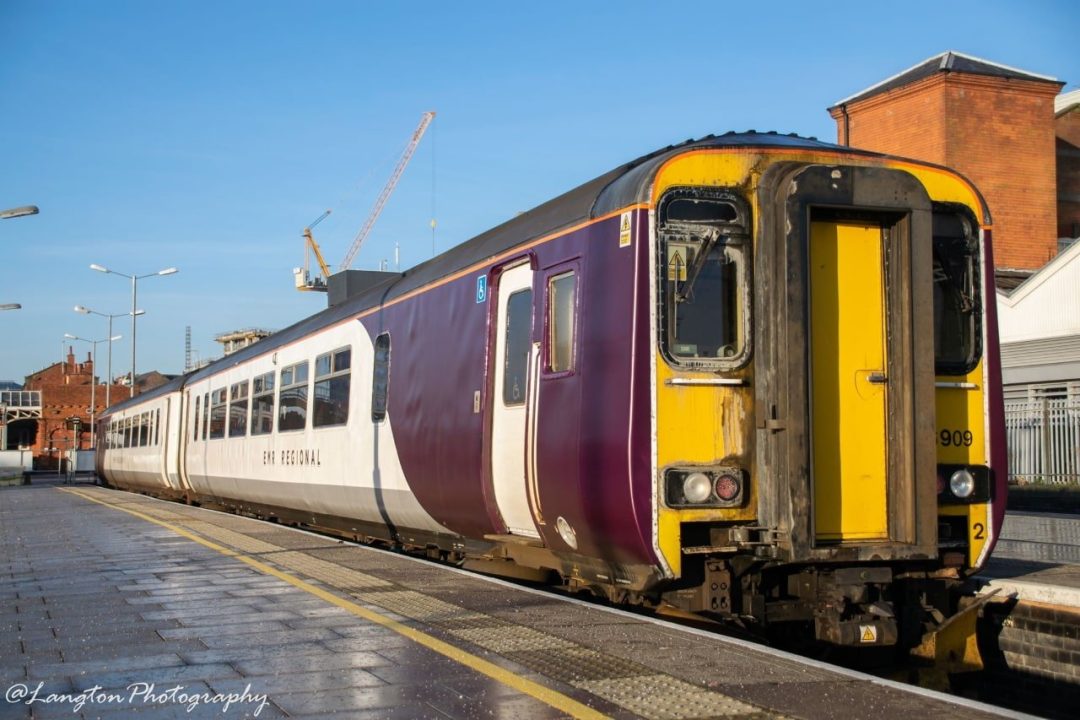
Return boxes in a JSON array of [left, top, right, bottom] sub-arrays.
[[96, 131, 1006, 650]]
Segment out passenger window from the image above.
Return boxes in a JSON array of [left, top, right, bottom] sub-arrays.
[[140, 413, 149, 447], [209, 389, 227, 439], [372, 334, 390, 422], [251, 372, 275, 435], [193, 395, 201, 441], [314, 347, 351, 428], [155, 409, 160, 446], [547, 272, 576, 373], [504, 290, 532, 405], [658, 190, 750, 369], [229, 381, 249, 437], [278, 361, 309, 432], [202, 392, 210, 440]]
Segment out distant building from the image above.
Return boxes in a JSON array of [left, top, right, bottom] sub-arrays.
[[828, 50, 1065, 276], [132, 371, 177, 394], [1057, 89, 1080, 245], [17, 348, 126, 469], [998, 240, 1080, 400], [214, 328, 272, 356]]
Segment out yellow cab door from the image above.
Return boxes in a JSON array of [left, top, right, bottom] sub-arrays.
[[810, 220, 889, 542]]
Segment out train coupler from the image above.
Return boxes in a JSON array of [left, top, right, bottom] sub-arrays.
[[814, 567, 899, 646], [815, 614, 899, 646]]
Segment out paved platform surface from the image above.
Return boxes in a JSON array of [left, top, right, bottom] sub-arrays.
[[1, 480, 1023, 719], [979, 511, 1080, 607]]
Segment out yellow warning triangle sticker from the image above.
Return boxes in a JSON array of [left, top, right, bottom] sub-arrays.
[[860, 625, 877, 643], [621, 215, 631, 232]]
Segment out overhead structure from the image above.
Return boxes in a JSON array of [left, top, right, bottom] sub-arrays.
[[338, 111, 435, 272], [293, 210, 334, 292]]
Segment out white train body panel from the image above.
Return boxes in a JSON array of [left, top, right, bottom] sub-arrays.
[[101, 391, 182, 494], [178, 319, 450, 535]]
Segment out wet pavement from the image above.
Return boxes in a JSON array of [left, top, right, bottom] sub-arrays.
[[1, 479, 1025, 719]]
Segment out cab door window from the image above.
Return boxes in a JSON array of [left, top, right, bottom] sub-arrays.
[[658, 189, 750, 369]]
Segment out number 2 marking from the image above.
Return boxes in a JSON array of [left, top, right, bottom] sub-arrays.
[[973, 523, 985, 540]]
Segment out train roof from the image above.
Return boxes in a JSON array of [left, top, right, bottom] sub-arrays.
[[102, 131, 973, 415]]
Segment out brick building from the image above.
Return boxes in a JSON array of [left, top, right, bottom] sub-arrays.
[[18, 348, 126, 470], [828, 51, 1065, 274], [1058, 89, 1080, 243]]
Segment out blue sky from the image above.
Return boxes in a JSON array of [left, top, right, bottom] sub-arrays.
[[1, 0, 1077, 385]]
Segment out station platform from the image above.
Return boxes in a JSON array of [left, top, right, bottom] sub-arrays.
[[979, 511, 1080, 607], [1, 479, 1026, 720]]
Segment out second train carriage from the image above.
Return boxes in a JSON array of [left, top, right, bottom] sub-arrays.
[[97, 131, 1006, 648]]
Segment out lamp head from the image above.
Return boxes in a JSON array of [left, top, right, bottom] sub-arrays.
[[74, 305, 90, 314], [158, 267, 178, 276], [89, 263, 108, 273]]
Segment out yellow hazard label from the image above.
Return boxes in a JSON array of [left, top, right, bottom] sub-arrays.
[[667, 245, 689, 281], [619, 211, 632, 247], [860, 625, 878, 643], [617, 211, 630, 248]]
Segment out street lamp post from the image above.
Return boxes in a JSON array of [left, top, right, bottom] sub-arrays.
[[74, 305, 144, 408], [1, 205, 37, 309], [63, 333, 121, 449], [89, 264, 178, 398], [0, 205, 38, 220]]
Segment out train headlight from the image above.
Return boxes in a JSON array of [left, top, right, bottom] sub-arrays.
[[936, 464, 991, 504], [683, 473, 713, 504], [665, 466, 745, 508], [949, 469, 976, 499]]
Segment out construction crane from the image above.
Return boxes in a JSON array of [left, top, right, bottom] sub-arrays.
[[293, 210, 333, 292], [339, 110, 435, 272]]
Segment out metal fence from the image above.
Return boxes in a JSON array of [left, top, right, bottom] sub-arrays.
[[1005, 399, 1080, 485]]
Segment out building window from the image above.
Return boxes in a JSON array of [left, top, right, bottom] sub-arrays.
[[229, 381, 249, 438], [372, 334, 391, 422], [251, 372, 275, 436], [278, 361, 309, 432], [209, 389, 227, 439], [313, 347, 351, 428], [504, 290, 532, 404], [547, 273, 576, 373]]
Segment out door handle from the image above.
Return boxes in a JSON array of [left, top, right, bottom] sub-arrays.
[[867, 372, 887, 385]]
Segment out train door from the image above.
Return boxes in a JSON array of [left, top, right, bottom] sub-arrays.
[[809, 219, 889, 541], [489, 261, 541, 538]]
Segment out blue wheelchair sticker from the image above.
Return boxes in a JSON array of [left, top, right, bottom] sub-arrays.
[[476, 275, 488, 304]]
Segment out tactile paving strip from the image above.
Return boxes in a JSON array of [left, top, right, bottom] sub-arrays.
[[75, 487, 786, 719], [453, 625, 578, 654], [576, 675, 773, 720], [268, 550, 394, 592], [181, 520, 283, 554]]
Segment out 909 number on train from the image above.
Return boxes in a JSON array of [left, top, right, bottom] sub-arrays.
[[939, 429, 973, 447]]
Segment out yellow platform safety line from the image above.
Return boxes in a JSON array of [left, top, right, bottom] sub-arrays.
[[60, 488, 609, 720]]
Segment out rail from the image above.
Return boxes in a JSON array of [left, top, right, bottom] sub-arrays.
[[1005, 398, 1080, 485]]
